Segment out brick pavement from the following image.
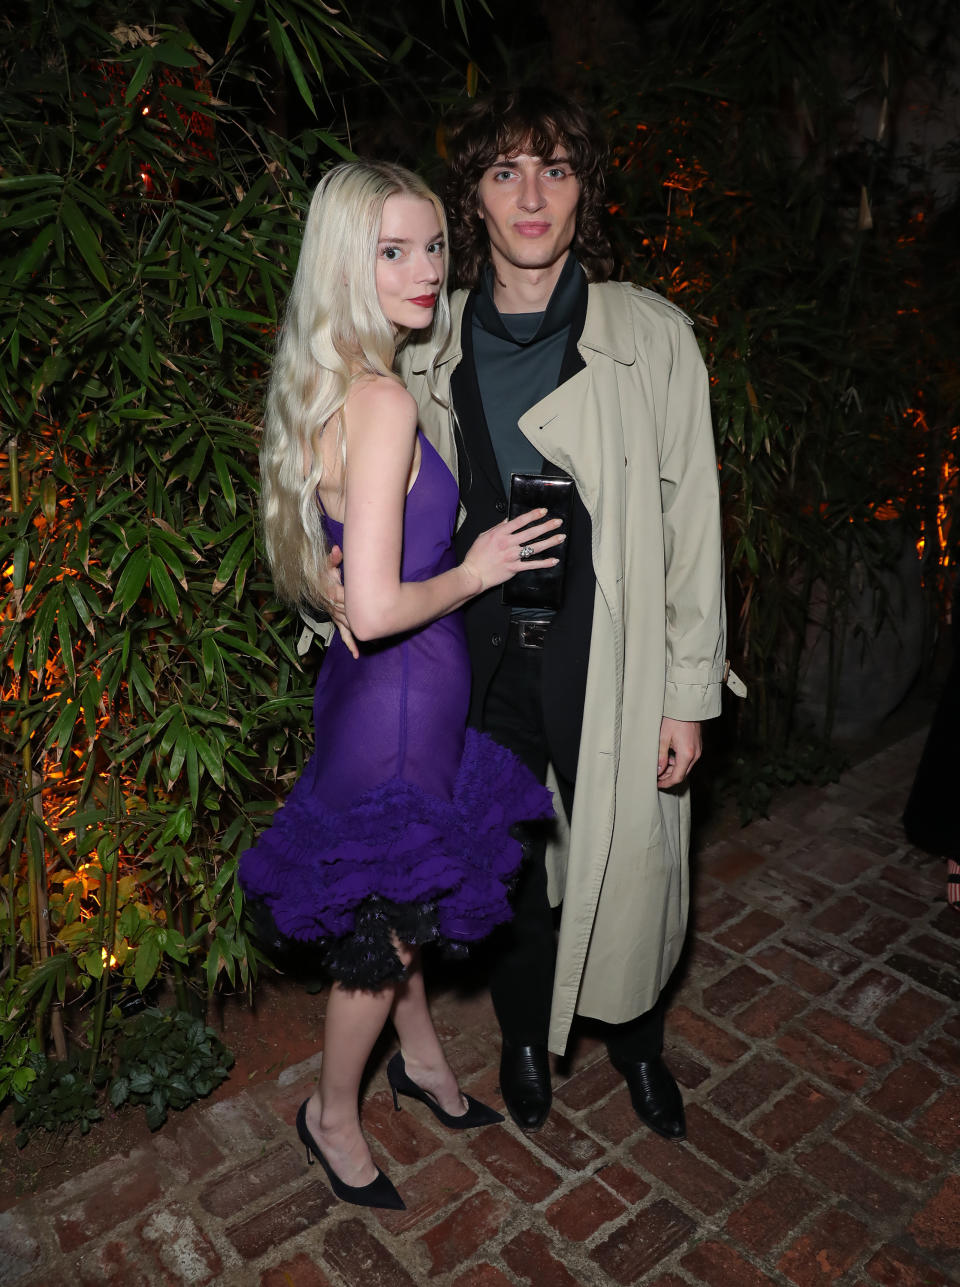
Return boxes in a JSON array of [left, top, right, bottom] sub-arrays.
[[4, 728, 958, 1286]]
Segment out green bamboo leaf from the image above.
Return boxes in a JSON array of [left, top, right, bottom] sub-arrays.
[[82, 676, 101, 741], [127, 655, 154, 716], [149, 553, 180, 619], [113, 551, 150, 614], [211, 451, 237, 516], [0, 800, 26, 860], [124, 48, 156, 104], [194, 733, 225, 788], [213, 529, 251, 592], [134, 930, 161, 993], [185, 736, 200, 807], [234, 546, 253, 605], [61, 196, 109, 290], [30, 589, 59, 678], [391, 34, 414, 62], [201, 633, 218, 686], [185, 437, 210, 485], [313, 129, 357, 163], [152, 39, 200, 70], [0, 175, 63, 192], [12, 540, 29, 592], [205, 939, 222, 992], [155, 706, 182, 758], [56, 606, 76, 687], [167, 728, 188, 785], [266, 7, 317, 113], [47, 696, 80, 757], [13, 224, 57, 284], [227, 0, 257, 48], [149, 534, 190, 586], [215, 633, 272, 665], [215, 928, 237, 985]]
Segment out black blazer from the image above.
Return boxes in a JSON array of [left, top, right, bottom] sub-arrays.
[[451, 285, 595, 782]]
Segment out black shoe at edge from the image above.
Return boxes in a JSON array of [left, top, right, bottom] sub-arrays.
[[611, 1054, 686, 1140], [498, 1041, 552, 1130], [387, 1051, 503, 1128], [295, 1100, 405, 1209]]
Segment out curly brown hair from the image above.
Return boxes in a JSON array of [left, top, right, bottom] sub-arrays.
[[444, 87, 614, 290]]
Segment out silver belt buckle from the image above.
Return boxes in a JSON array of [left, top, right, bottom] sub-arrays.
[[517, 620, 548, 650]]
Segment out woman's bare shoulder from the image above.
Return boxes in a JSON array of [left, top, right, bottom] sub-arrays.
[[346, 374, 417, 429]]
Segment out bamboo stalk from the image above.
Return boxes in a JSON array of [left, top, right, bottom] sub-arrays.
[[88, 774, 122, 1075], [10, 434, 68, 1057], [165, 887, 189, 1013]]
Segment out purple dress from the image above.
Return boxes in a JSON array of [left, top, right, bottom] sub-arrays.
[[240, 432, 553, 986]]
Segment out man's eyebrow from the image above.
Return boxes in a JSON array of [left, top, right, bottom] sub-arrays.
[[486, 155, 571, 167]]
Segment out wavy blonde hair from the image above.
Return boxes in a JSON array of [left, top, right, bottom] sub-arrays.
[[260, 160, 450, 607]]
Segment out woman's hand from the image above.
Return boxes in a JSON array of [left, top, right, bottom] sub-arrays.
[[461, 508, 566, 594], [322, 545, 359, 659]]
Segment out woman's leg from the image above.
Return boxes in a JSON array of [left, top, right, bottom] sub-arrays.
[[391, 947, 467, 1117], [304, 978, 396, 1186]]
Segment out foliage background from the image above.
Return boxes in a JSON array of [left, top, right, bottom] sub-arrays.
[[2, 0, 958, 1100]]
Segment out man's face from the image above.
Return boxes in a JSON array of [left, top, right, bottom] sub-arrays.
[[476, 151, 580, 277]]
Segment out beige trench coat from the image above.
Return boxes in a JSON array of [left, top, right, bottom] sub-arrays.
[[402, 280, 727, 1054]]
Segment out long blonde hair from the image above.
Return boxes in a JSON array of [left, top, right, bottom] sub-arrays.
[[260, 161, 450, 607]]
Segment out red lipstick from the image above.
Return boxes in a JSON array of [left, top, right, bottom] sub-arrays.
[[409, 295, 438, 308]]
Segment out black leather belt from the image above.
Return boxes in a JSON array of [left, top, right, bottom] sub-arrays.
[[509, 618, 551, 650]]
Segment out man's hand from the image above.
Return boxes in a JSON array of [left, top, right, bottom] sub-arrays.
[[657, 717, 701, 789], [323, 545, 359, 659]]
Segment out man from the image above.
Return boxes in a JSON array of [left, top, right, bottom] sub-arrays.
[[398, 87, 728, 1136]]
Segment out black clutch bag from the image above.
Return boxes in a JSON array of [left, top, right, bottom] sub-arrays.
[[501, 473, 574, 610]]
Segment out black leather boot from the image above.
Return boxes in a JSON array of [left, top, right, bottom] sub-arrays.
[[611, 1055, 686, 1139], [498, 1042, 552, 1130]]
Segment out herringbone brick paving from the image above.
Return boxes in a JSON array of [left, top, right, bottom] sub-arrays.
[[3, 728, 958, 1285]]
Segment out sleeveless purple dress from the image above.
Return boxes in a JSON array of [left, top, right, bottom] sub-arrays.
[[240, 432, 553, 987]]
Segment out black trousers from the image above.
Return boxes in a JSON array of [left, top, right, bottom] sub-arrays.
[[482, 630, 665, 1062]]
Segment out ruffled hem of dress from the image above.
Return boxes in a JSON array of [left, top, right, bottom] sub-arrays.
[[239, 728, 552, 979]]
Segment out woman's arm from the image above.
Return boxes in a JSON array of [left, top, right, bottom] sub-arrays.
[[342, 377, 560, 642]]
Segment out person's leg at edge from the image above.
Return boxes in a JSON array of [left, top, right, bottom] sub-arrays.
[[554, 769, 684, 1140], [483, 639, 555, 1045], [391, 947, 469, 1116], [305, 951, 409, 1187], [481, 636, 556, 1127]]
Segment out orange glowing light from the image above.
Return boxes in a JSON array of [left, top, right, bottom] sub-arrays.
[[101, 947, 117, 968]]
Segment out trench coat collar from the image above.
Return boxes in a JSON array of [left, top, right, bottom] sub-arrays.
[[404, 276, 638, 374]]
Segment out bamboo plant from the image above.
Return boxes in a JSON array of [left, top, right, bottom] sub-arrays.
[[0, 0, 393, 1090]]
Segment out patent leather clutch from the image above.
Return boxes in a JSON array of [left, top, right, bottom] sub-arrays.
[[501, 473, 574, 610]]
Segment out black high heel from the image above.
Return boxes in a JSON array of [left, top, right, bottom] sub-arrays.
[[386, 1051, 503, 1129], [295, 1100, 405, 1210]]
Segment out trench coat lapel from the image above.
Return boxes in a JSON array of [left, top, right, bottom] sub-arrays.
[[518, 281, 637, 633], [451, 296, 507, 500]]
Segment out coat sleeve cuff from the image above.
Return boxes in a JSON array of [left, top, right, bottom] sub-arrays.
[[663, 672, 724, 722]]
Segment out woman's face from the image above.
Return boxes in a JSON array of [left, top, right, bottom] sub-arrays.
[[375, 194, 445, 330]]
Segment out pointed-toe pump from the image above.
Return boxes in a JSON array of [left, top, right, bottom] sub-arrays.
[[386, 1051, 503, 1129], [295, 1100, 405, 1210]]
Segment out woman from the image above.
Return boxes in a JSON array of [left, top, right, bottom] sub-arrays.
[[239, 161, 562, 1211]]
